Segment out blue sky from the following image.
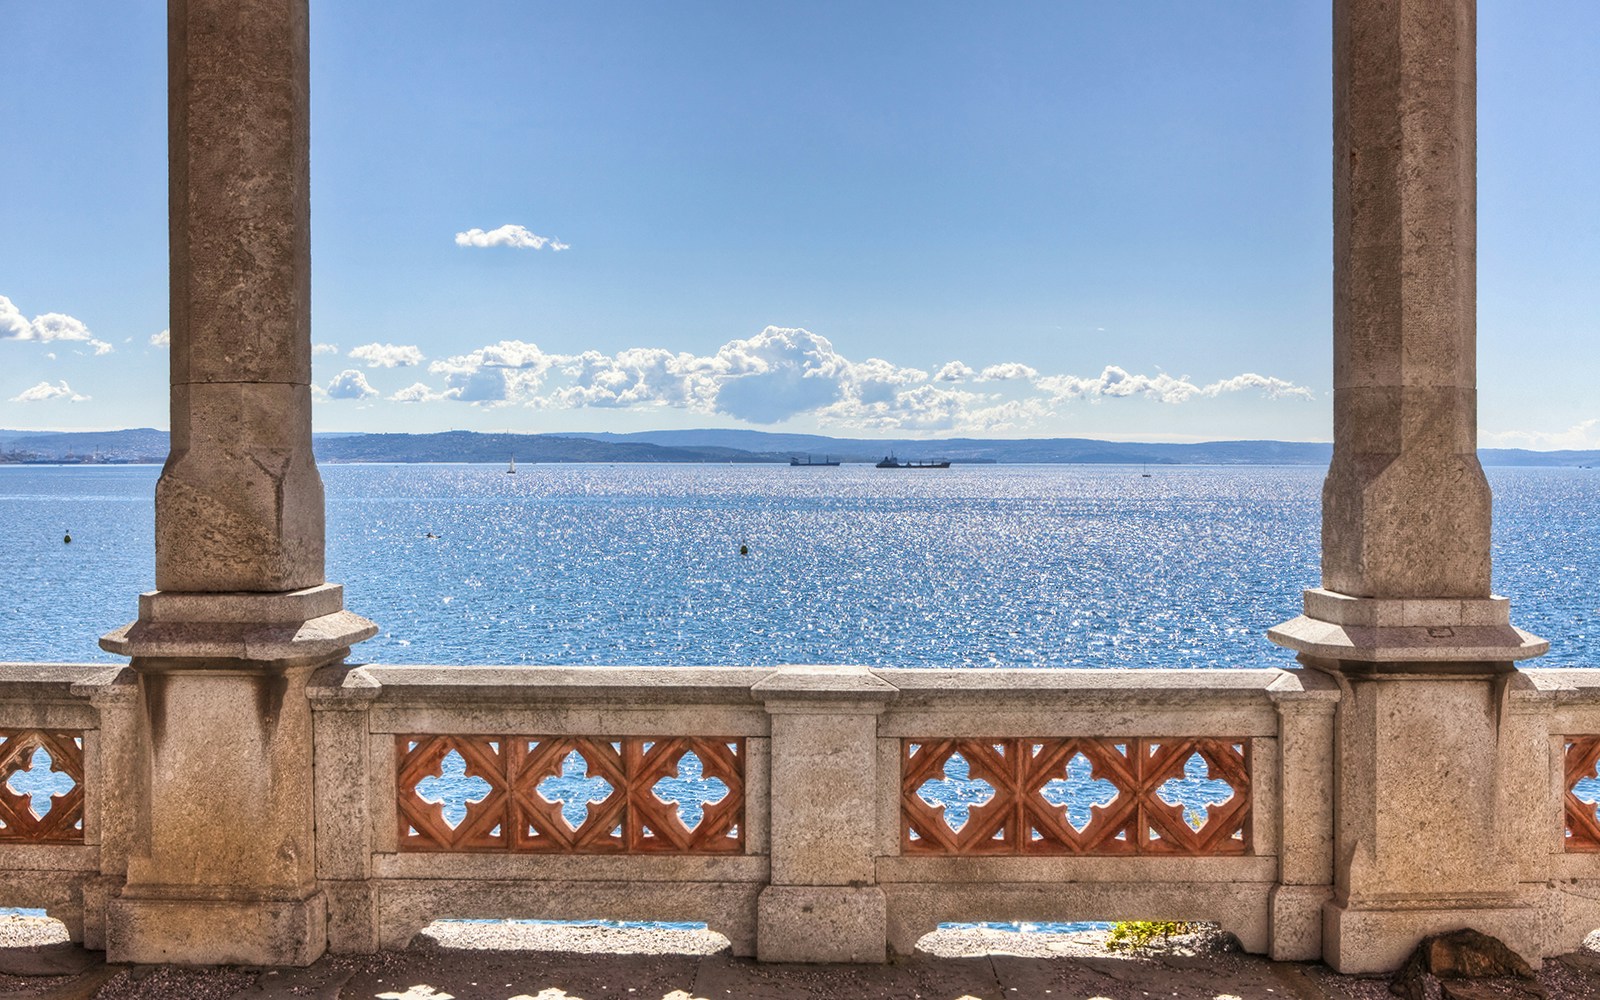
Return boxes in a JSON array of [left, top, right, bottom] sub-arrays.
[[2, 2, 1596, 444]]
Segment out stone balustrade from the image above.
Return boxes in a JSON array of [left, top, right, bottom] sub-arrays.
[[4, 660, 1596, 964]]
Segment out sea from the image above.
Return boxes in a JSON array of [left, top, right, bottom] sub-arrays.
[[0, 462, 1594, 669], [2, 462, 1596, 936]]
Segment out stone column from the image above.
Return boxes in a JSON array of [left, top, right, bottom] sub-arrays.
[[98, 0, 375, 967], [1269, 0, 1546, 974], [753, 666, 896, 963]]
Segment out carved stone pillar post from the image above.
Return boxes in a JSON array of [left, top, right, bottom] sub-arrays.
[[753, 667, 895, 963], [1269, 0, 1545, 973], [98, 0, 375, 966]]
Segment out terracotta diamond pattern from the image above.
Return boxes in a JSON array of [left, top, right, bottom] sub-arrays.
[[398, 735, 744, 854], [0, 730, 86, 844], [902, 737, 1250, 856], [1564, 737, 1600, 851]]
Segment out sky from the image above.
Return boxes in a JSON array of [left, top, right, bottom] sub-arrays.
[[2, 2, 1597, 445]]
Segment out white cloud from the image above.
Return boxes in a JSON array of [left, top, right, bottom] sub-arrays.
[[150, 329, 170, 347], [349, 342, 424, 368], [429, 340, 560, 405], [0, 295, 114, 354], [10, 380, 89, 403], [371, 325, 1315, 433], [0, 297, 30, 340], [1484, 419, 1600, 451], [1035, 366, 1314, 404], [1198, 372, 1317, 400], [313, 342, 340, 355], [326, 369, 378, 400], [978, 362, 1038, 381], [454, 224, 570, 251], [703, 327, 856, 423], [389, 382, 448, 403], [552, 348, 715, 410]]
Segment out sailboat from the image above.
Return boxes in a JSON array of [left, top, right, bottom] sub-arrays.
[[506, 456, 517, 475]]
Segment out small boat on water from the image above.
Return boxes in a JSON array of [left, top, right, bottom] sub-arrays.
[[789, 455, 840, 467], [506, 456, 517, 474], [875, 455, 950, 469]]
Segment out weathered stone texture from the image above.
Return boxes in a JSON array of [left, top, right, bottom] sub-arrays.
[[109, 661, 328, 966], [758, 886, 886, 964], [1325, 0, 1486, 599], [159, 0, 321, 593]]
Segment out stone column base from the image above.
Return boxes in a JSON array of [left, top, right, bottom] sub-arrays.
[[757, 886, 886, 963], [1322, 898, 1539, 974], [321, 880, 378, 954], [107, 891, 327, 967], [1269, 884, 1332, 961]]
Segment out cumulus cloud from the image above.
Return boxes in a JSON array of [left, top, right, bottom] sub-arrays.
[[551, 347, 716, 410], [368, 325, 1315, 432], [428, 340, 561, 404], [10, 380, 89, 403], [326, 369, 378, 400], [349, 342, 424, 368], [1035, 366, 1315, 404], [313, 343, 340, 355], [0, 295, 114, 354], [0, 297, 30, 340], [978, 362, 1039, 381], [934, 361, 975, 382], [454, 224, 570, 251], [389, 382, 448, 403], [149, 329, 170, 347], [708, 328, 855, 423]]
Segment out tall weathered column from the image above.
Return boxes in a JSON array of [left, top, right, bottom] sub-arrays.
[[98, 0, 375, 966], [1270, 0, 1546, 973]]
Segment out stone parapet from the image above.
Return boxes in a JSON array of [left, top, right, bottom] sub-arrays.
[[12, 661, 1600, 967], [301, 664, 1326, 960]]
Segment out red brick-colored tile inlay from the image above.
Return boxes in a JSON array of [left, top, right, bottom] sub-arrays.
[[902, 737, 1251, 857], [1564, 737, 1600, 851], [0, 730, 86, 844], [398, 735, 744, 854]]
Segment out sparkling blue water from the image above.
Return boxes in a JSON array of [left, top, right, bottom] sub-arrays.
[[0, 462, 1596, 667]]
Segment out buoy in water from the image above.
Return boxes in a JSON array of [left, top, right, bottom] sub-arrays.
[[63, 531, 72, 544], [739, 544, 749, 556]]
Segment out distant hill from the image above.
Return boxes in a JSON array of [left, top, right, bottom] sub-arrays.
[[0, 428, 170, 463], [579, 429, 1600, 467], [578, 429, 1331, 464], [312, 431, 776, 464], [0, 426, 1596, 467]]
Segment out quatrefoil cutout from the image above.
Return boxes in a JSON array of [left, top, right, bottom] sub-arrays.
[[5, 747, 77, 821], [651, 750, 729, 831], [414, 749, 494, 830], [536, 749, 616, 829], [1039, 751, 1119, 833], [916, 752, 997, 833], [1156, 751, 1236, 831]]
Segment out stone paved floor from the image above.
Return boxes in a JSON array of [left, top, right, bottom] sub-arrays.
[[5, 917, 1600, 1000]]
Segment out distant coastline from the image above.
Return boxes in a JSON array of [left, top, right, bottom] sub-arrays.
[[0, 426, 1595, 468]]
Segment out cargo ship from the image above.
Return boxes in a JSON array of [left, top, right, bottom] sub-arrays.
[[875, 455, 951, 469]]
